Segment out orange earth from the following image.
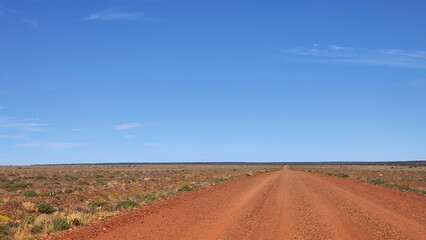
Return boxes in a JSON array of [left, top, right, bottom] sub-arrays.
[[49, 167, 426, 240]]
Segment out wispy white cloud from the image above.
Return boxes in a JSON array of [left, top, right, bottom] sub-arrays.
[[83, 10, 142, 21], [280, 44, 426, 68], [0, 116, 45, 131], [123, 134, 136, 138], [0, 5, 38, 27], [16, 141, 78, 149], [114, 122, 140, 130], [144, 142, 162, 146], [0, 134, 29, 140]]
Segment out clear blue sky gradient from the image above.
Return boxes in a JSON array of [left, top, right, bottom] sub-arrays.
[[1, 0, 425, 164]]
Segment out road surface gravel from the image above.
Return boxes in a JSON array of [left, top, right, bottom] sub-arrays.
[[50, 167, 426, 240]]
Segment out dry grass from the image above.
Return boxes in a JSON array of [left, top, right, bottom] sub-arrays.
[[0, 164, 280, 239], [290, 164, 426, 193]]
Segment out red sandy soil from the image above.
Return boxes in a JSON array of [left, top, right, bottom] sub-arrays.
[[49, 167, 426, 240]]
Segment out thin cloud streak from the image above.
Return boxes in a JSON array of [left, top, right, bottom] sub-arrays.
[[280, 44, 426, 68], [0, 116, 45, 131], [0, 134, 29, 140], [83, 10, 141, 21], [16, 141, 78, 150], [114, 122, 140, 130]]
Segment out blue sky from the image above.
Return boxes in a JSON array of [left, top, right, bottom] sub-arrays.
[[0, 0, 425, 165]]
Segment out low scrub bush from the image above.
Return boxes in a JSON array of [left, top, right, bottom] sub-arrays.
[[367, 178, 387, 185], [143, 193, 157, 202], [7, 182, 31, 192], [35, 175, 46, 180], [53, 218, 71, 231], [0, 223, 10, 239], [214, 178, 227, 183], [117, 200, 138, 209], [23, 190, 39, 197], [36, 202, 55, 214], [178, 185, 193, 192], [88, 199, 108, 209], [64, 189, 73, 194], [30, 225, 43, 234], [337, 173, 349, 178]]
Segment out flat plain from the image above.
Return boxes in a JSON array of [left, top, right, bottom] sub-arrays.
[[0, 164, 279, 239], [1, 164, 425, 240]]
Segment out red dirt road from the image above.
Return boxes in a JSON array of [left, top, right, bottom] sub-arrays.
[[53, 168, 426, 240]]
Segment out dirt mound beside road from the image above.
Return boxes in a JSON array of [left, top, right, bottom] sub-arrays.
[[50, 168, 426, 240]]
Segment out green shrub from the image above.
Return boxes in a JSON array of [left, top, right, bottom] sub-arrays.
[[23, 190, 39, 197], [367, 178, 387, 185], [214, 178, 227, 183], [64, 189, 73, 194], [143, 194, 157, 202], [53, 218, 71, 231], [0, 223, 9, 239], [36, 202, 55, 214], [337, 173, 349, 178], [6, 182, 31, 192], [117, 200, 138, 209], [30, 225, 43, 234], [178, 185, 193, 192], [78, 181, 89, 185], [35, 175, 46, 180], [88, 199, 108, 209], [94, 174, 104, 178], [25, 215, 36, 224]]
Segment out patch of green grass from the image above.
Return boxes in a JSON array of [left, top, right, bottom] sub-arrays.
[[36, 202, 55, 214], [178, 185, 193, 192], [143, 193, 157, 202], [88, 199, 108, 209], [53, 218, 71, 231], [35, 175, 46, 180], [337, 173, 349, 178], [367, 178, 387, 185], [365, 178, 426, 195], [214, 177, 227, 183], [64, 189, 73, 194], [117, 200, 138, 209], [30, 225, 43, 234], [6, 182, 32, 192], [23, 190, 39, 197], [0, 223, 10, 240]]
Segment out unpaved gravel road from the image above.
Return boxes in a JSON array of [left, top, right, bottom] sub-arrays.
[[53, 167, 426, 240]]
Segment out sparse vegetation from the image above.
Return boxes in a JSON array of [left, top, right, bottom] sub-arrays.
[[37, 202, 55, 214], [290, 164, 426, 195], [30, 225, 43, 234], [53, 218, 71, 231], [178, 184, 194, 192], [23, 190, 39, 197], [117, 200, 138, 209], [0, 164, 280, 239]]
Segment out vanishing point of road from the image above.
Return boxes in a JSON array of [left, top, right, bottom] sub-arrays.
[[52, 167, 426, 240]]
